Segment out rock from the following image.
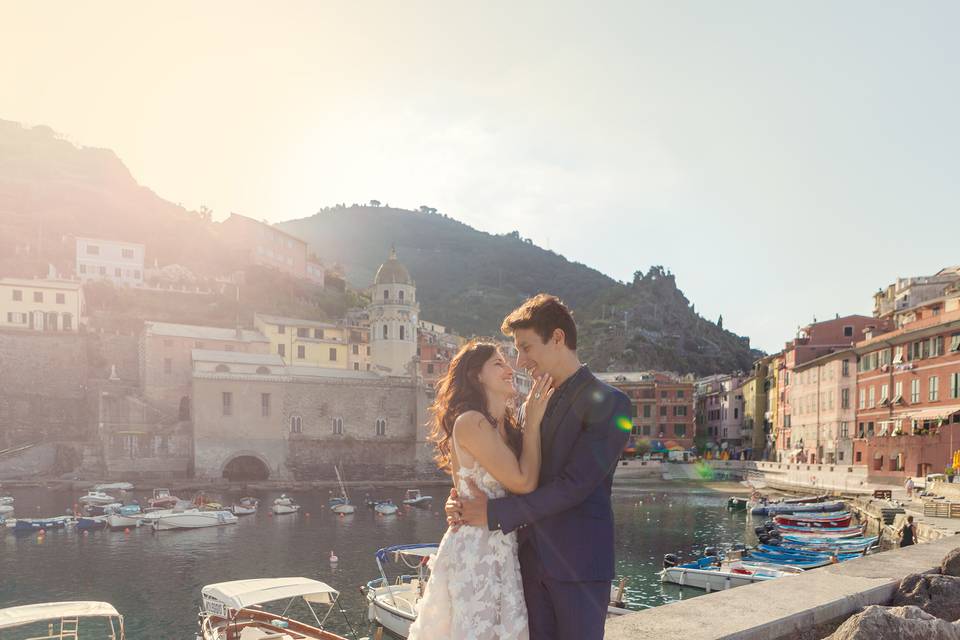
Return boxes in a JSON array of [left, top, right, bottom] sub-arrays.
[[893, 573, 960, 621], [828, 605, 960, 640], [943, 547, 960, 577]]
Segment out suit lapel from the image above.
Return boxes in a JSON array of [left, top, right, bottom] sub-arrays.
[[540, 369, 593, 474]]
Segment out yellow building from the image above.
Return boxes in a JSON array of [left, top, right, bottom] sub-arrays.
[[253, 313, 350, 369], [0, 278, 85, 332]]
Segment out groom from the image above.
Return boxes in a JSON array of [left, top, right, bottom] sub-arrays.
[[447, 294, 631, 640]]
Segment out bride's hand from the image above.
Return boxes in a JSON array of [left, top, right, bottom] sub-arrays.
[[523, 374, 554, 429]]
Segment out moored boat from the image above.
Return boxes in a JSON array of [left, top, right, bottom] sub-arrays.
[[230, 497, 259, 515], [330, 464, 355, 514], [776, 524, 864, 538], [751, 500, 846, 516], [660, 555, 802, 591], [148, 488, 180, 509], [374, 500, 399, 516], [0, 504, 13, 516], [0, 496, 14, 505], [151, 509, 237, 530], [0, 601, 126, 639], [14, 516, 74, 532], [774, 512, 852, 528], [197, 577, 350, 640], [78, 491, 117, 506], [76, 516, 108, 531], [364, 543, 439, 638], [402, 489, 433, 508], [272, 494, 301, 515], [93, 482, 134, 492], [105, 504, 145, 529]]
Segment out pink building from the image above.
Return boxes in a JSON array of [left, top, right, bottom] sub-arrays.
[[696, 373, 747, 454], [220, 213, 308, 279], [787, 349, 857, 464]]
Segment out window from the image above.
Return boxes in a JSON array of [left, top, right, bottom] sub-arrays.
[[114, 267, 122, 277], [911, 379, 920, 403], [659, 406, 667, 417], [880, 384, 888, 403], [840, 422, 849, 438], [256, 366, 271, 374], [951, 333, 960, 353], [400, 326, 405, 341], [868, 387, 875, 408], [99, 266, 106, 275], [843, 325, 853, 337], [214, 364, 230, 373], [951, 373, 960, 399], [33, 291, 43, 303], [261, 393, 271, 417], [859, 389, 865, 409], [893, 346, 904, 364], [382, 325, 388, 339], [297, 345, 306, 359], [222, 392, 232, 416], [367, 346, 371, 356], [278, 344, 286, 357], [932, 336, 944, 357], [55, 293, 65, 304], [383, 289, 389, 300], [163, 358, 172, 374], [929, 376, 939, 402], [314, 328, 324, 339], [329, 348, 337, 361], [398, 290, 404, 302], [427, 363, 435, 374], [660, 390, 668, 399], [134, 270, 141, 279], [643, 405, 651, 418], [855, 451, 862, 462], [375, 418, 386, 436], [677, 389, 685, 398], [734, 407, 739, 419], [277, 324, 285, 334], [61, 313, 72, 330], [841, 388, 850, 409], [224, 345, 234, 352], [297, 327, 309, 338], [354, 362, 360, 371], [674, 424, 686, 437], [673, 405, 687, 417], [895, 381, 903, 403], [12, 289, 22, 301], [642, 425, 651, 436], [841, 359, 850, 376], [122, 248, 134, 259], [333, 417, 343, 435], [86, 244, 100, 255], [290, 416, 302, 433], [79, 264, 87, 274]]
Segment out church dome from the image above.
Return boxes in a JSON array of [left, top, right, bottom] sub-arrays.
[[374, 247, 413, 285]]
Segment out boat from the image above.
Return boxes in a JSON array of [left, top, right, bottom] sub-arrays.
[[0, 504, 13, 516], [14, 516, 74, 532], [230, 497, 259, 515], [402, 489, 434, 508], [105, 504, 145, 529], [78, 491, 117, 506], [774, 513, 853, 528], [775, 524, 864, 538], [660, 556, 802, 591], [0, 601, 126, 639], [0, 496, 14, 505], [727, 496, 749, 510], [364, 543, 439, 638], [197, 577, 350, 640], [76, 516, 108, 531], [93, 482, 134, 492], [331, 465, 356, 514], [376, 501, 399, 516], [751, 500, 846, 516], [192, 493, 225, 511], [148, 488, 180, 509], [780, 533, 877, 546], [151, 508, 238, 530], [757, 544, 863, 560], [272, 494, 301, 515]]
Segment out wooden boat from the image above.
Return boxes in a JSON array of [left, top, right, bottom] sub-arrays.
[[774, 513, 852, 528], [402, 489, 433, 508], [365, 544, 439, 638], [198, 577, 349, 639], [272, 494, 301, 515], [660, 557, 802, 591], [776, 524, 864, 537], [230, 497, 259, 515], [0, 601, 125, 639], [781, 533, 877, 547]]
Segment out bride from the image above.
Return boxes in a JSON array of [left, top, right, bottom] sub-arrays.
[[407, 340, 553, 640]]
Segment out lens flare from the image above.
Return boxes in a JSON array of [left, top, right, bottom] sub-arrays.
[[616, 416, 633, 433], [693, 461, 715, 480]]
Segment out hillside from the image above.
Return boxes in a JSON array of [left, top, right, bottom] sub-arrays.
[[281, 206, 762, 375]]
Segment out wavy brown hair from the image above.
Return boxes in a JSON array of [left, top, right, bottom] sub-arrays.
[[427, 340, 522, 474]]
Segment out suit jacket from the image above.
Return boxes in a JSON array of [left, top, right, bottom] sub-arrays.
[[487, 366, 631, 582]]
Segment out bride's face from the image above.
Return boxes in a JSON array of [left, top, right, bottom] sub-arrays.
[[477, 350, 516, 397]]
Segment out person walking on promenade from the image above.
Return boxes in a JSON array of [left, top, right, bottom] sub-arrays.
[[898, 515, 917, 547], [904, 476, 915, 500]]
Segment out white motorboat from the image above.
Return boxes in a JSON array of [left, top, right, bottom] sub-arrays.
[[272, 494, 301, 515], [197, 577, 350, 640], [0, 496, 14, 506], [660, 558, 802, 591], [104, 504, 144, 529], [401, 489, 433, 508], [78, 491, 117, 506], [151, 509, 238, 530], [364, 543, 439, 638], [230, 497, 259, 515], [331, 464, 356, 514], [94, 482, 134, 492], [375, 501, 399, 516], [0, 505, 13, 516], [0, 601, 126, 639]]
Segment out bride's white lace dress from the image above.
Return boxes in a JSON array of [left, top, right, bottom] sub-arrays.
[[407, 434, 529, 639]]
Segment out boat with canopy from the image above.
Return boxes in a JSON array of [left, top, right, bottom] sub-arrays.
[[364, 543, 438, 638], [0, 601, 125, 639]]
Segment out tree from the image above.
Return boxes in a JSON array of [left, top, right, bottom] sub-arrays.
[[718, 314, 724, 330], [369, 200, 381, 207]]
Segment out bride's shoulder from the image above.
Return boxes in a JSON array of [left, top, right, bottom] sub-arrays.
[[453, 411, 491, 437]]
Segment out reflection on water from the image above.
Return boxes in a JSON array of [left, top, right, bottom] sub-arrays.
[[1, 482, 750, 637]]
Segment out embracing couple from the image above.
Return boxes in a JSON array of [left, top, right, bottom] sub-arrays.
[[407, 294, 631, 640]]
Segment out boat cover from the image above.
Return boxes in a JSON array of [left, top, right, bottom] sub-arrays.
[[376, 543, 440, 564], [0, 601, 120, 629], [201, 577, 338, 615]]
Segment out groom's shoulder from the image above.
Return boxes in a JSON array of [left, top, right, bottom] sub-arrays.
[[580, 370, 631, 415]]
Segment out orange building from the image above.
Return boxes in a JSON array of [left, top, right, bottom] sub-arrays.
[[598, 371, 695, 458]]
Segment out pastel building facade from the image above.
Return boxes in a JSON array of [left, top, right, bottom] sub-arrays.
[[253, 313, 350, 369], [600, 371, 695, 457], [0, 278, 84, 332], [368, 249, 419, 376], [75, 236, 145, 287], [788, 349, 857, 465]]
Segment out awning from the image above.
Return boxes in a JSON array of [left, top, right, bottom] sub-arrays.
[[376, 544, 439, 564], [201, 577, 338, 612], [896, 404, 960, 422], [0, 602, 121, 629]]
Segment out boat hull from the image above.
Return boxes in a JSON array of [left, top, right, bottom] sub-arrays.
[[107, 514, 143, 529], [152, 510, 238, 530], [271, 504, 300, 515], [366, 584, 418, 638], [332, 504, 355, 514], [752, 501, 846, 516]]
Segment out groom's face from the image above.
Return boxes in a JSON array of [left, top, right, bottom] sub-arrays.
[[513, 327, 559, 381]]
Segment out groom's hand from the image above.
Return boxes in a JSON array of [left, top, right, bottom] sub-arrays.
[[445, 488, 462, 531], [458, 478, 489, 528]]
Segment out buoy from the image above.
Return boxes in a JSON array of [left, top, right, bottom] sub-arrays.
[[83, 530, 89, 536], [124, 528, 131, 534], [329, 550, 339, 564], [38, 529, 46, 536], [339, 513, 345, 519], [305, 512, 310, 517]]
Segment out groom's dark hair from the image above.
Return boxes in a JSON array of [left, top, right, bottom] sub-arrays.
[[501, 293, 577, 350]]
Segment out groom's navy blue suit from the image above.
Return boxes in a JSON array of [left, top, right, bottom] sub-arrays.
[[487, 366, 631, 640]]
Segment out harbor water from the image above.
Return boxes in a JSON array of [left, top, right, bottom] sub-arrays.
[[0, 481, 755, 638]]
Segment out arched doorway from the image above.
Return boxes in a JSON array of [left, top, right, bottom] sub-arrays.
[[222, 455, 270, 481]]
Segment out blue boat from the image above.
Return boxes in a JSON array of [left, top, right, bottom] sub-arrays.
[[13, 516, 73, 532], [745, 552, 831, 569], [757, 544, 861, 561], [76, 516, 107, 530]]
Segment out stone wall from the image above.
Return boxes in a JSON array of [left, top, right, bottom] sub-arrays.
[[85, 330, 141, 384]]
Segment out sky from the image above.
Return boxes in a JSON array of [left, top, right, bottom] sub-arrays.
[[2, 1, 958, 353]]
